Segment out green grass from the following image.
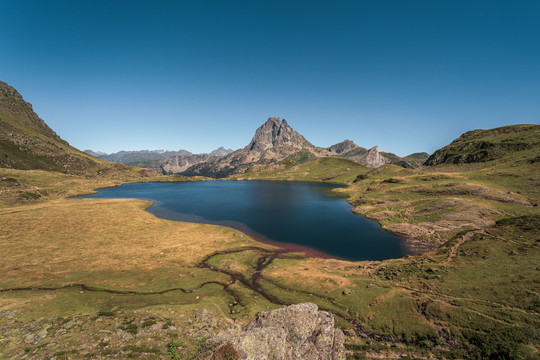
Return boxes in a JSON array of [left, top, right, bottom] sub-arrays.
[[232, 157, 370, 184]]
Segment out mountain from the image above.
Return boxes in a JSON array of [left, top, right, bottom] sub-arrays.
[[209, 147, 234, 156], [83, 149, 106, 157], [325, 140, 426, 169], [85, 147, 234, 170], [180, 118, 329, 177], [175, 117, 428, 178], [424, 124, 540, 166], [159, 154, 212, 175], [326, 139, 358, 154], [84, 149, 193, 164], [0, 81, 148, 177], [402, 152, 430, 167]]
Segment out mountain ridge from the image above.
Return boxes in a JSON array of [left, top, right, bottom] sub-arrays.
[[174, 117, 425, 178], [84, 147, 233, 165]]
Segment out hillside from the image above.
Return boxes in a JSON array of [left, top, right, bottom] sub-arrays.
[[347, 124, 540, 251], [232, 157, 370, 184], [0, 81, 154, 178], [424, 124, 540, 165]]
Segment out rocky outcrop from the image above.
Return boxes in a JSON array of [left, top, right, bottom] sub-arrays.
[[340, 145, 390, 168], [362, 146, 390, 168], [210, 303, 345, 360]]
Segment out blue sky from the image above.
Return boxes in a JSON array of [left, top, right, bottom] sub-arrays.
[[1, 0, 539, 156]]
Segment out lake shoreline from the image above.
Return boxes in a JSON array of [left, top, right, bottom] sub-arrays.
[[82, 180, 410, 262]]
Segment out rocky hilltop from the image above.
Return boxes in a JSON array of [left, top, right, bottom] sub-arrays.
[[424, 124, 540, 166], [0, 81, 150, 177]]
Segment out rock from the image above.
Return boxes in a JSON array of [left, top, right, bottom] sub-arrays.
[[363, 146, 391, 168], [342, 289, 352, 295], [211, 303, 345, 360]]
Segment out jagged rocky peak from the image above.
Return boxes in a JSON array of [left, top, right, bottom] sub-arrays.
[[246, 117, 313, 152], [364, 145, 391, 168], [327, 139, 359, 154]]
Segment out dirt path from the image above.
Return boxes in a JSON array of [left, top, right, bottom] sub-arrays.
[[444, 230, 485, 264]]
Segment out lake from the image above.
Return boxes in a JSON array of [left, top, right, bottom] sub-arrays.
[[82, 180, 409, 261]]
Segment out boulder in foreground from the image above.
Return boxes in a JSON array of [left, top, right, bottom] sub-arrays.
[[210, 303, 346, 360]]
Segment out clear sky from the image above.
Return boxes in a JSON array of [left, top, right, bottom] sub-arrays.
[[1, 0, 539, 156]]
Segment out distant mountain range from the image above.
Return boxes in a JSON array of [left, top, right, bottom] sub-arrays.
[[83, 147, 233, 166]]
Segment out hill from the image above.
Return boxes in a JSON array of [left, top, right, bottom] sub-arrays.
[[424, 124, 539, 165], [0, 81, 154, 178]]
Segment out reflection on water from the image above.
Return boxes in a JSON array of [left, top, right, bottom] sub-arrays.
[[83, 180, 409, 261]]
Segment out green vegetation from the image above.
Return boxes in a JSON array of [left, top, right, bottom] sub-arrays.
[[167, 338, 207, 360], [232, 156, 370, 183], [425, 124, 540, 165]]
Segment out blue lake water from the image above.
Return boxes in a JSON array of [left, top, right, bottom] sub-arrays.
[[82, 180, 409, 261]]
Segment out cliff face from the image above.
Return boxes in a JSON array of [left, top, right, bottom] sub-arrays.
[[0, 80, 152, 177]]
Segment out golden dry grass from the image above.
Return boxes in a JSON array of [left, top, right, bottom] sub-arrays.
[[0, 198, 275, 290]]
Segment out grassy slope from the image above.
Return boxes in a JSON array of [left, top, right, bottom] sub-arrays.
[[0, 81, 156, 178], [0, 198, 279, 359], [425, 124, 540, 165], [231, 156, 371, 183]]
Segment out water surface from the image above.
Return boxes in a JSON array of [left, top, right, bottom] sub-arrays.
[[83, 181, 409, 261]]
